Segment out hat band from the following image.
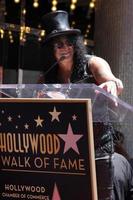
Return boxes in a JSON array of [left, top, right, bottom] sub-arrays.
[[51, 28, 71, 34]]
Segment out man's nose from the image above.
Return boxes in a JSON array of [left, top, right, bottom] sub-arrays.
[[62, 43, 70, 49]]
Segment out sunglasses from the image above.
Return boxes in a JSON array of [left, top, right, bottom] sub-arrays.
[[53, 39, 73, 50]]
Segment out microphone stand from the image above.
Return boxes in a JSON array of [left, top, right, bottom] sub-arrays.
[[43, 56, 66, 76]]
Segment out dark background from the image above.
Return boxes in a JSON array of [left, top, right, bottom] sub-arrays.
[[0, 0, 95, 71]]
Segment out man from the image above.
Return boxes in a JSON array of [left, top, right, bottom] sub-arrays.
[[39, 10, 132, 200]]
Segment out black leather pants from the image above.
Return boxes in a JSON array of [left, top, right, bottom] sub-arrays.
[[96, 154, 114, 200], [94, 123, 114, 200]]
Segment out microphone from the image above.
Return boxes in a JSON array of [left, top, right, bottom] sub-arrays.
[[43, 55, 66, 76]]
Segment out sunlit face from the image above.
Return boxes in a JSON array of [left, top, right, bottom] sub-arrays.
[[53, 36, 74, 62]]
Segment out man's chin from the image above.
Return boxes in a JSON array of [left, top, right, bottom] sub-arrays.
[[62, 54, 73, 60]]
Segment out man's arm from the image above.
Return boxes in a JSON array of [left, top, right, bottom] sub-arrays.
[[89, 56, 123, 96]]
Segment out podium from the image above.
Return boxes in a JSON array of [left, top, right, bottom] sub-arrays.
[[0, 83, 133, 200]]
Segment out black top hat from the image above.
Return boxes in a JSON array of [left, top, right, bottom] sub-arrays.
[[42, 10, 81, 44]]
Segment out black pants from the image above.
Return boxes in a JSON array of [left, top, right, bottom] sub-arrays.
[[96, 154, 113, 200]]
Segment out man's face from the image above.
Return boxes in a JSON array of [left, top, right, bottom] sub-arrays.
[[53, 36, 74, 62]]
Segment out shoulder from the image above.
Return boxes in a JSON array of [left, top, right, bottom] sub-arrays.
[[89, 55, 110, 67], [113, 153, 131, 167], [87, 55, 111, 73], [112, 153, 133, 176], [113, 153, 133, 186]]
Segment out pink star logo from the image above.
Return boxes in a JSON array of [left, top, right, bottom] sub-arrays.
[[52, 183, 61, 200], [58, 123, 83, 154]]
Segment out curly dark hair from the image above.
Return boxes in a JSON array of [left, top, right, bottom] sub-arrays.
[[113, 130, 130, 160], [41, 34, 88, 83]]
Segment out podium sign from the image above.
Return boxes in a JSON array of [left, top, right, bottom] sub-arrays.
[[0, 98, 97, 200]]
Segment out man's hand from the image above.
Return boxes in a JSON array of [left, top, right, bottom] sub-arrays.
[[99, 79, 123, 97]]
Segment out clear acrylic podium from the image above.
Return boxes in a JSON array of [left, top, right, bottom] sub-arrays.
[[0, 83, 133, 123], [0, 83, 133, 200]]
